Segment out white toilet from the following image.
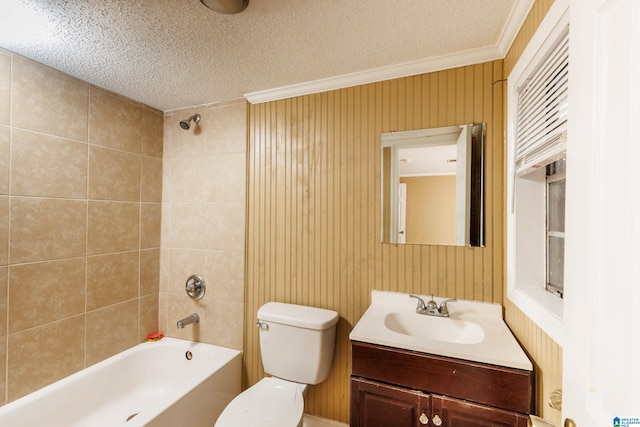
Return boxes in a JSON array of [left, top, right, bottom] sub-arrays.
[[215, 302, 339, 427]]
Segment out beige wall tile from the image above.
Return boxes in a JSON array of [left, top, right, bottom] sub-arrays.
[[162, 114, 177, 158], [7, 315, 85, 402], [166, 293, 205, 341], [141, 107, 163, 158], [10, 198, 87, 264], [0, 197, 7, 266], [167, 249, 204, 294], [141, 203, 161, 249], [0, 51, 10, 126], [205, 153, 246, 202], [204, 250, 244, 302], [139, 293, 159, 341], [166, 155, 209, 203], [87, 251, 139, 311], [165, 204, 206, 249], [203, 202, 245, 251], [0, 126, 9, 195], [89, 88, 141, 153], [11, 56, 88, 141], [11, 129, 88, 198], [0, 266, 7, 336], [86, 300, 138, 366], [161, 102, 246, 353], [140, 248, 160, 296], [205, 101, 247, 155], [141, 156, 162, 202], [89, 145, 140, 201], [159, 248, 170, 292], [0, 335, 5, 406], [9, 258, 85, 333], [204, 298, 243, 350], [158, 291, 169, 334], [87, 201, 139, 255]]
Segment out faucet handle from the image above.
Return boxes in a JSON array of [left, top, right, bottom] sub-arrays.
[[409, 294, 428, 313], [438, 298, 457, 316]]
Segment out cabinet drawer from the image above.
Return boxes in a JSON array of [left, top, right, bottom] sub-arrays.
[[351, 341, 534, 414]]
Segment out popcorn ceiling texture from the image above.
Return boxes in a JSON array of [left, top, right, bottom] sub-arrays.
[[0, 0, 517, 111]]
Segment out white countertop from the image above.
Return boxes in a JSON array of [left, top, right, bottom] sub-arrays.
[[349, 290, 533, 371]]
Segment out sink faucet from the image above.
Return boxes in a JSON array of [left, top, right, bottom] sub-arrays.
[[177, 313, 199, 329], [409, 294, 456, 317]]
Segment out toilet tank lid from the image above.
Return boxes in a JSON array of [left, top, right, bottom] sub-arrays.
[[258, 302, 339, 330]]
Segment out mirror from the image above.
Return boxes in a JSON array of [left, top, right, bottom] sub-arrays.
[[381, 123, 485, 246]]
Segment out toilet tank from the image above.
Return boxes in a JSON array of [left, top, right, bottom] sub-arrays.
[[257, 302, 339, 385]]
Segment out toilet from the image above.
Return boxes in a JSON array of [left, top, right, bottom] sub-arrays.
[[215, 302, 339, 427]]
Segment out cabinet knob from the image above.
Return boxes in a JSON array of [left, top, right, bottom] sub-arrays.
[[432, 414, 443, 426], [419, 412, 429, 424]]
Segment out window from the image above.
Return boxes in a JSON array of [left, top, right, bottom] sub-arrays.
[[506, 0, 569, 345], [546, 159, 565, 298]]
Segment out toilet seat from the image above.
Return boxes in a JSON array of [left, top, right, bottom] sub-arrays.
[[215, 377, 305, 427]]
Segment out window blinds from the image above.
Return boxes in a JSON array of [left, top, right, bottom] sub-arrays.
[[515, 25, 569, 177]]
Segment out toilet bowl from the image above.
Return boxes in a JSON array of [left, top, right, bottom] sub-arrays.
[[215, 377, 307, 427], [214, 302, 339, 427]]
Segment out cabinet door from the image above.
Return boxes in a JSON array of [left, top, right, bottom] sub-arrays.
[[431, 395, 529, 427], [351, 377, 431, 427]]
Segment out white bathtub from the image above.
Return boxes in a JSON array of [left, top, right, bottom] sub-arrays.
[[0, 337, 242, 427]]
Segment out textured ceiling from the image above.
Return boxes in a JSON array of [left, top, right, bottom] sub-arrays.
[[0, 0, 529, 111]]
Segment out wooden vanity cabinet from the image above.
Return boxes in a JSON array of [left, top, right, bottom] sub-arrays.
[[350, 341, 533, 427], [351, 378, 431, 427]]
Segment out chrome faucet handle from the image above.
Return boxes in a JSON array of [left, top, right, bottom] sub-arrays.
[[409, 294, 428, 313], [438, 298, 457, 316]]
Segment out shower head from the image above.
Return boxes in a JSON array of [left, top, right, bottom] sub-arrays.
[[200, 0, 249, 14], [179, 114, 201, 130]]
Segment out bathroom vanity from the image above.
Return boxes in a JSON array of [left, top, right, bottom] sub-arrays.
[[349, 291, 534, 427]]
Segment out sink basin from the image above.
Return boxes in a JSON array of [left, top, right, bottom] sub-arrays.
[[349, 291, 533, 370], [384, 312, 485, 344]]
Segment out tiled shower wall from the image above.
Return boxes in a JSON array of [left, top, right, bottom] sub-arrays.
[[0, 48, 163, 405], [159, 101, 246, 351]]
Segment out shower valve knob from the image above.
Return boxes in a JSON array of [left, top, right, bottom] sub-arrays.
[[185, 275, 206, 300]]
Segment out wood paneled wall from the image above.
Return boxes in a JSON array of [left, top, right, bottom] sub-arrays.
[[245, 61, 504, 422]]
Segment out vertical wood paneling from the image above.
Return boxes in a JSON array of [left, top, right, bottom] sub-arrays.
[[246, 61, 508, 423]]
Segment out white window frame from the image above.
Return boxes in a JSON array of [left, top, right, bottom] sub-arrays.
[[506, 0, 569, 346]]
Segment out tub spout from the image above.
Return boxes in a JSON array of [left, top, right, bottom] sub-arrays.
[[177, 313, 199, 329]]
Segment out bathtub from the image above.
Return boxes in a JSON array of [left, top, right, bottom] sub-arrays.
[[0, 337, 242, 427]]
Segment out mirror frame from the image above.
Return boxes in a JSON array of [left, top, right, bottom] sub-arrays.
[[380, 123, 486, 247]]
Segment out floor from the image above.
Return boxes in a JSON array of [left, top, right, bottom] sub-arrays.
[[302, 414, 349, 427]]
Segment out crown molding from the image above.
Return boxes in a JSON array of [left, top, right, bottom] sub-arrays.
[[244, 46, 502, 104], [245, 0, 535, 104], [498, 0, 536, 55]]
